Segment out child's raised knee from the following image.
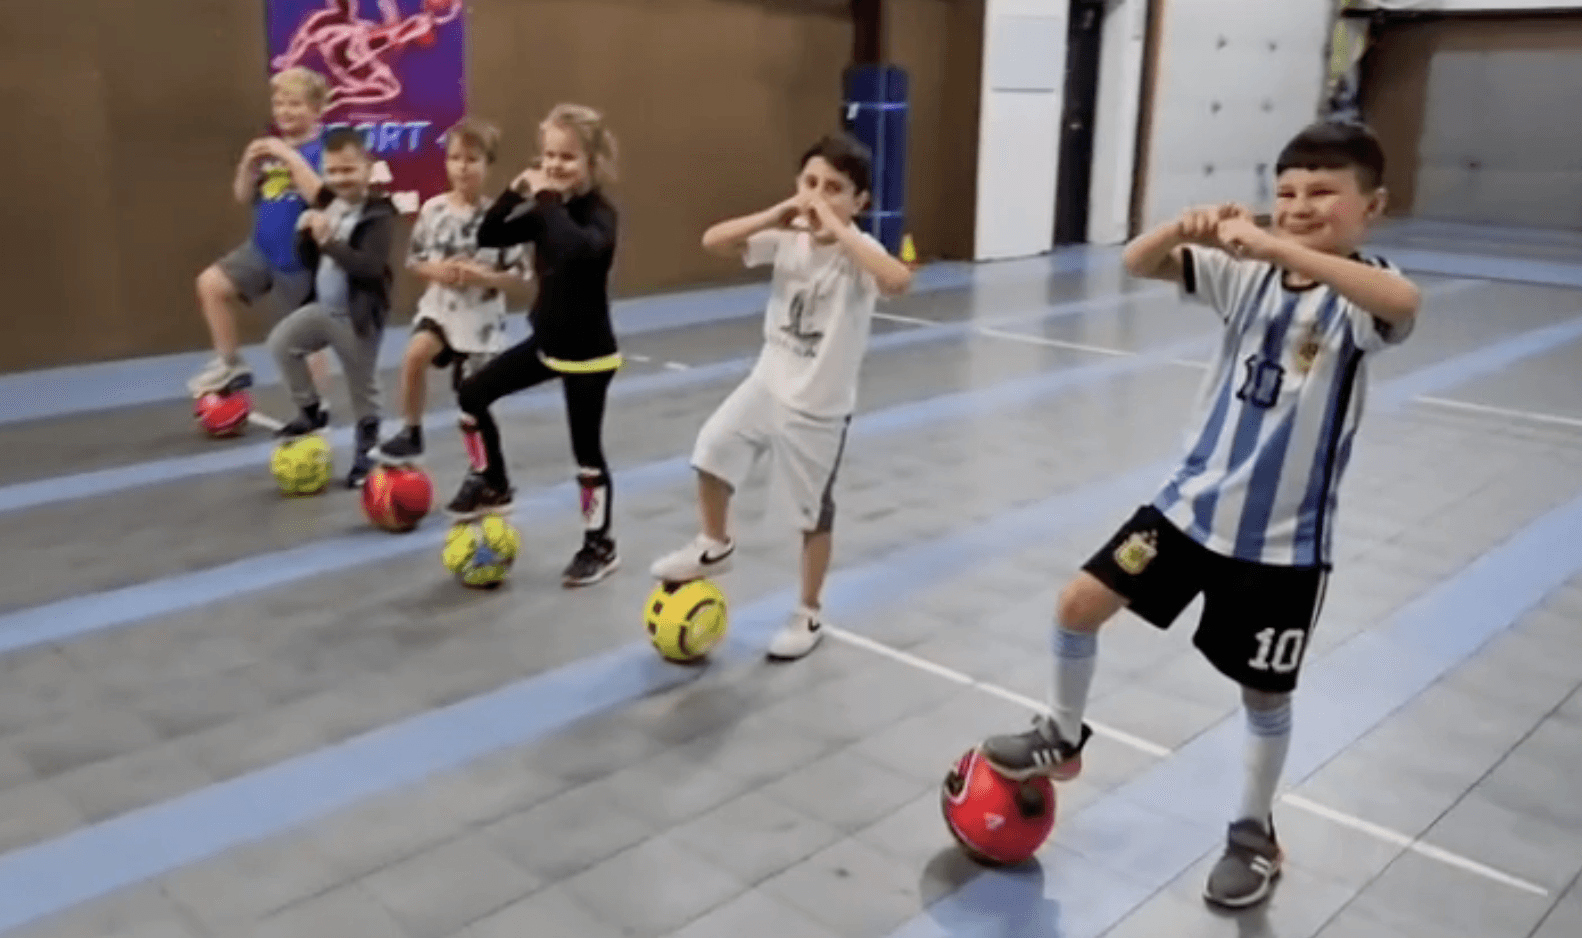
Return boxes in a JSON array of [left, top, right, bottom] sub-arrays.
[[1056, 572, 1124, 633], [196, 265, 235, 301]]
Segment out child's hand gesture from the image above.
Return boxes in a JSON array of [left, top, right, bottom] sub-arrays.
[[511, 164, 552, 196], [1216, 215, 1282, 261], [450, 259, 494, 287], [300, 210, 333, 244], [1177, 203, 1249, 246], [244, 138, 276, 165], [770, 191, 811, 228], [802, 191, 848, 237]]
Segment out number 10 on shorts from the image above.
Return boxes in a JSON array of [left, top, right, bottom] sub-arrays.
[[1248, 627, 1305, 673]]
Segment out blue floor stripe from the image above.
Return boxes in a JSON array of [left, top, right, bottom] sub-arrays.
[[0, 309, 1574, 932], [0, 329, 1211, 655], [0, 459, 1162, 936], [1387, 247, 1582, 291], [0, 287, 1174, 517], [883, 486, 1582, 938], [0, 249, 1116, 427]]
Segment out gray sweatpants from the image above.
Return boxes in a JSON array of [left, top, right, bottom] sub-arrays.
[[267, 303, 382, 422]]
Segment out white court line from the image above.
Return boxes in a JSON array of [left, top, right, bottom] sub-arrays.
[[1281, 795, 1548, 897], [873, 311, 1208, 368], [1416, 395, 1582, 431], [246, 411, 284, 432], [663, 361, 690, 371], [823, 625, 1550, 897], [874, 311, 938, 328], [892, 299, 1582, 430], [627, 353, 652, 363], [824, 626, 1170, 758]]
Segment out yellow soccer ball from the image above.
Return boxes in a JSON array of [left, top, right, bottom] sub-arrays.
[[644, 579, 729, 663], [270, 435, 332, 496], [442, 515, 521, 589]]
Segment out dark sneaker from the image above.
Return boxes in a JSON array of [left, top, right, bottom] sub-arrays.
[[979, 715, 1092, 782], [563, 535, 619, 588], [375, 426, 424, 465], [447, 472, 515, 518], [346, 417, 380, 489], [1204, 818, 1283, 909], [275, 405, 330, 439]]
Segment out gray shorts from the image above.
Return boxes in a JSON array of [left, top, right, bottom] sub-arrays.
[[692, 375, 851, 533], [215, 241, 313, 317]]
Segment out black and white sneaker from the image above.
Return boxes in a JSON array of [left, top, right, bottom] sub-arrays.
[[978, 715, 1092, 782], [447, 472, 514, 518], [374, 426, 424, 465], [766, 605, 825, 661], [275, 404, 330, 439], [649, 533, 735, 583], [563, 535, 620, 587], [188, 356, 253, 396], [1204, 818, 1283, 909]]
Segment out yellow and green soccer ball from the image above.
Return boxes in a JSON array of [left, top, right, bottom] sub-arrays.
[[442, 515, 521, 589], [270, 435, 333, 496], [644, 579, 729, 663]]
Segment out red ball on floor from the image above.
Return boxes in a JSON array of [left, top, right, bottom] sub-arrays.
[[941, 746, 1058, 866], [193, 391, 251, 438], [362, 465, 434, 532]]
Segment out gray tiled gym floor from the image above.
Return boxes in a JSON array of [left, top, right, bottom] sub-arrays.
[[0, 231, 1579, 938]]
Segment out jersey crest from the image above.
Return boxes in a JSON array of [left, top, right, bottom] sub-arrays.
[[1113, 530, 1159, 575]]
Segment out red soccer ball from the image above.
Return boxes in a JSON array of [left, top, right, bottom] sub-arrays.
[[941, 746, 1058, 866], [193, 391, 251, 438], [362, 464, 434, 532]]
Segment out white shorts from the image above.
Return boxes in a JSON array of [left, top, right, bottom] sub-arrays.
[[691, 376, 851, 533]]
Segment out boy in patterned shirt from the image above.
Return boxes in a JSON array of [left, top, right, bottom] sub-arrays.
[[374, 117, 531, 464], [975, 121, 1420, 909]]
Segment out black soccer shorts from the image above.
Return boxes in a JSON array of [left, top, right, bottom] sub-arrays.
[[1081, 504, 1329, 694]]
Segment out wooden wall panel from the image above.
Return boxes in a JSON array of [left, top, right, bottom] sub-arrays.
[[1, 0, 983, 372]]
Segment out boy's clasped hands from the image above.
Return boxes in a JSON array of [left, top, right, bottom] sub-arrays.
[[1177, 202, 1282, 261]]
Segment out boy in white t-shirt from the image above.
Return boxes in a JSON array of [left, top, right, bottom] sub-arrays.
[[650, 133, 913, 660], [373, 117, 531, 464]]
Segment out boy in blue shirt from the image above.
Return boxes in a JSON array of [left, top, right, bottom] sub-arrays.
[[188, 67, 331, 398], [976, 122, 1420, 909]]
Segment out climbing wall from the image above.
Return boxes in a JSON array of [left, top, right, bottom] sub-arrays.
[[1135, 0, 1335, 230]]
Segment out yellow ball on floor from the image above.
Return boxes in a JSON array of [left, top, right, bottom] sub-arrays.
[[270, 435, 332, 496], [442, 515, 521, 588], [645, 579, 729, 663]]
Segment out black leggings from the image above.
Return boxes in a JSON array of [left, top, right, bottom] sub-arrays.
[[456, 336, 614, 489]]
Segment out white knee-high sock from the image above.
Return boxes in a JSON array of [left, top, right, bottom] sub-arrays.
[[1049, 624, 1098, 743], [1240, 690, 1293, 829]]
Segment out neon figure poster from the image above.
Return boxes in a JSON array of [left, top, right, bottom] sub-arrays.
[[265, 0, 467, 215]]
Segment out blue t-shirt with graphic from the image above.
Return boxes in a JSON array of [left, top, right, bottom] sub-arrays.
[[252, 134, 324, 273]]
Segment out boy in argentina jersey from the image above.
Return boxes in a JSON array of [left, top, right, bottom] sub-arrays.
[[977, 122, 1421, 909]]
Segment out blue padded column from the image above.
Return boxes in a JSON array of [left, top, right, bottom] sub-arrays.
[[842, 64, 909, 254]]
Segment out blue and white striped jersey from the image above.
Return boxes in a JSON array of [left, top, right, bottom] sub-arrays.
[[1152, 246, 1414, 567]]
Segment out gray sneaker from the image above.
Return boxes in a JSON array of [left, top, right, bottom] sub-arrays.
[[1204, 818, 1283, 908], [188, 356, 253, 396], [978, 715, 1091, 782]]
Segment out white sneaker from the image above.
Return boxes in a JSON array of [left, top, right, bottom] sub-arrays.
[[767, 605, 825, 661], [188, 356, 253, 396], [649, 534, 735, 583]]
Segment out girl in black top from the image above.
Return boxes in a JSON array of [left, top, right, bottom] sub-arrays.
[[448, 103, 623, 588]]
